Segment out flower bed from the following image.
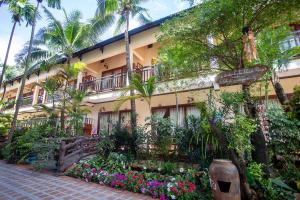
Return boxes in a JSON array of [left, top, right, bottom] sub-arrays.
[[66, 157, 212, 200]]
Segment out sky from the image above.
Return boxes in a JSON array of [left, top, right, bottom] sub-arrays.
[[0, 0, 191, 66]]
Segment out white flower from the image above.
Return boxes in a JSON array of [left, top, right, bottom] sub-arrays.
[[171, 195, 176, 199], [167, 187, 170, 192], [179, 168, 184, 173], [167, 182, 172, 188], [158, 168, 161, 171], [123, 165, 126, 169], [171, 177, 176, 182], [143, 166, 147, 170]]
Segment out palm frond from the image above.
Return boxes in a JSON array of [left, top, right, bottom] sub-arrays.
[[131, 6, 151, 24], [88, 13, 115, 42], [46, 0, 61, 9], [114, 15, 126, 35], [96, 0, 119, 16]]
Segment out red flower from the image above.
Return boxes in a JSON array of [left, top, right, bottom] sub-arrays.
[[171, 187, 178, 194]]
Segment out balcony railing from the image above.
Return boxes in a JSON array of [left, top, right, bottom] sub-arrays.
[[45, 92, 63, 104], [79, 73, 127, 93], [20, 96, 33, 107], [4, 99, 15, 109], [134, 66, 155, 82], [280, 30, 300, 52]]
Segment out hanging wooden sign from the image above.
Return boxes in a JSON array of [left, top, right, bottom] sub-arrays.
[[216, 66, 268, 86]]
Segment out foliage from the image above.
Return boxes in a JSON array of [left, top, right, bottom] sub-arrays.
[[176, 114, 218, 164], [2, 124, 56, 163], [289, 85, 300, 120], [225, 115, 256, 156], [66, 89, 89, 135], [0, 113, 12, 137], [158, 0, 300, 74], [246, 162, 296, 200], [66, 154, 204, 200], [161, 161, 176, 175], [111, 122, 137, 154], [96, 0, 151, 35], [115, 74, 156, 110], [97, 130, 115, 158], [105, 152, 129, 173], [266, 104, 300, 156], [31, 139, 59, 171], [146, 115, 174, 158], [281, 162, 300, 192]]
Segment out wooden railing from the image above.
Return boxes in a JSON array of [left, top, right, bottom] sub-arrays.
[[134, 66, 155, 82], [280, 30, 300, 52], [20, 96, 33, 107], [79, 73, 127, 93], [57, 136, 100, 172], [17, 118, 58, 128]]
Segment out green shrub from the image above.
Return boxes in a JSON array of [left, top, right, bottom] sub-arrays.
[[97, 130, 115, 158], [3, 123, 56, 163], [0, 114, 12, 137], [105, 152, 129, 173], [289, 85, 300, 120], [111, 122, 137, 154], [147, 115, 174, 158], [266, 104, 300, 157], [162, 161, 177, 174]]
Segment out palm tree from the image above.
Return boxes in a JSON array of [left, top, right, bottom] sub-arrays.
[[115, 74, 155, 111], [115, 74, 155, 154], [9, 0, 61, 142], [96, 0, 151, 134], [14, 7, 113, 132], [0, 0, 35, 90]]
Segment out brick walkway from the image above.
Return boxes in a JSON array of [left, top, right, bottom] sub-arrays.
[[0, 161, 152, 200]]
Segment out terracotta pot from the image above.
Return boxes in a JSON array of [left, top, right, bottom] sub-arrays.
[[295, 193, 300, 200], [209, 159, 240, 200]]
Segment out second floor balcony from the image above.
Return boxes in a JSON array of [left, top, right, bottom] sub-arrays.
[[20, 96, 33, 107], [79, 73, 127, 93], [280, 30, 300, 52], [79, 66, 155, 94]]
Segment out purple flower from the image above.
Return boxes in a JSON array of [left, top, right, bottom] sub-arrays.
[[160, 194, 168, 200], [141, 187, 146, 193]]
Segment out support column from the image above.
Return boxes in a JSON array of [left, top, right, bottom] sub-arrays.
[[76, 71, 83, 90], [32, 84, 39, 105]]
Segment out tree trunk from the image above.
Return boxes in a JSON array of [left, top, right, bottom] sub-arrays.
[[272, 80, 289, 105], [1, 84, 7, 101], [125, 10, 137, 134], [0, 20, 17, 89], [242, 84, 269, 176], [8, 1, 40, 142], [175, 91, 179, 127], [60, 102, 65, 132]]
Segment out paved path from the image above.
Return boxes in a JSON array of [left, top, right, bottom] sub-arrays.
[[0, 161, 152, 200]]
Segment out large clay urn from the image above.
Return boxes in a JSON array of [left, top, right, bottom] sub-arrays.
[[209, 159, 241, 200]]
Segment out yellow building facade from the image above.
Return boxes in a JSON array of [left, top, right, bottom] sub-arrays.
[[1, 16, 300, 135]]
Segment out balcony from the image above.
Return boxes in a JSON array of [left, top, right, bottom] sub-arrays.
[[20, 96, 33, 107], [280, 30, 300, 52], [79, 73, 127, 93], [79, 66, 156, 95]]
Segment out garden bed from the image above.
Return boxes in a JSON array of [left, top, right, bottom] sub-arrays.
[[65, 154, 212, 200]]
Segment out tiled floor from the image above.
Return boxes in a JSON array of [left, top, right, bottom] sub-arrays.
[[0, 161, 152, 200]]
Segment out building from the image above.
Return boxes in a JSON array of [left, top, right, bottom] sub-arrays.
[[1, 14, 300, 135]]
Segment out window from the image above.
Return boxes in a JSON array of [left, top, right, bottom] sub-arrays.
[[98, 111, 131, 134], [152, 105, 201, 127], [170, 107, 185, 127]]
